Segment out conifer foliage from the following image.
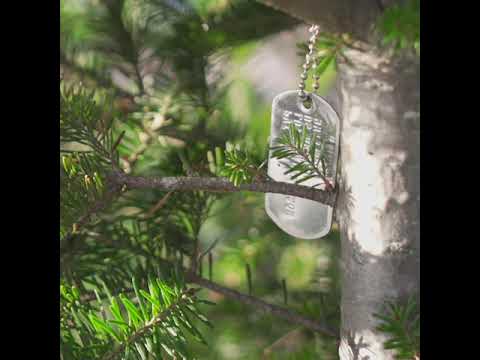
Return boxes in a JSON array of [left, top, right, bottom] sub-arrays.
[[60, 0, 419, 358], [60, 1, 300, 358]]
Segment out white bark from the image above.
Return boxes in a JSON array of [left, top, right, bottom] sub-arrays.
[[336, 48, 420, 359]]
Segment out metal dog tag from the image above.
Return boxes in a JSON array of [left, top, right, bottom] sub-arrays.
[[265, 91, 340, 239]]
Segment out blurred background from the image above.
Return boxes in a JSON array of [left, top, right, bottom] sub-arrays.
[[61, 0, 339, 358]]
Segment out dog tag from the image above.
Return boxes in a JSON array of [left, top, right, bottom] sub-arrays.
[[265, 90, 340, 239]]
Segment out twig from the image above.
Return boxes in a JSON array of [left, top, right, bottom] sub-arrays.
[[186, 272, 338, 338], [208, 253, 213, 281], [110, 172, 336, 206], [112, 130, 126, 152], [282, 279, 288, 305], [145, 191, 173, 217], [198, 237, 220, 262], [246, 264, 253, 295]]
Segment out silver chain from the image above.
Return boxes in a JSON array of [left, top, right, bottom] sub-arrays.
[[298, 25, 320, 100]]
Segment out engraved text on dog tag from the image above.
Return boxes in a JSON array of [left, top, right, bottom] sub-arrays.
[[265, 91, 340, 239]]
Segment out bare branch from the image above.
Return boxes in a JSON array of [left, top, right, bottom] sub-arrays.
[[257, 0, 346, 30], [256, 0, 381, 43], [110, 172, 337, 206], [187, 273, 338, 338]]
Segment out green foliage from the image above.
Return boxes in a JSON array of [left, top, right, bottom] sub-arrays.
[[61, 275, 213, 360], [207, 142, 266, 187], [206, 146, 225, 177], [59, 71, 216, 356], [61, 0, 340, 358], [60, 83, 116, 158], [61, 153, 108, 237], [59, 77, 217, 357], [220, 142, 259, 187], [270, 123, 336, 189], [377, 0, 420, 54], [60, 83, 120, 238], [374, 295, 420, 359]]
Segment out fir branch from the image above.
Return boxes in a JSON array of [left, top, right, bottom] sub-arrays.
[[270, 123, 336, 190], [102, 288, 199, 360], [374, 295, 420, 359], [78, 255, 338, 339], [62, 184, 123, 243], [110, 172, 336, 206]]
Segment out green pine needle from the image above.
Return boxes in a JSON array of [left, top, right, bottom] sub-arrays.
[[374, 295, 420, 359], [270, 124, 335, 189]]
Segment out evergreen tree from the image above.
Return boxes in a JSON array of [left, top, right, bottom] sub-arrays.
[[60, 0, 419, 359]]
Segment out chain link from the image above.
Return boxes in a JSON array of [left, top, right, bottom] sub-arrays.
[[298, 25, 320, 100]]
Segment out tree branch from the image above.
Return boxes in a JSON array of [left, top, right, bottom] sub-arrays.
[[186, 272, 338, 338], [80, 259, 338, 338], [103, 287, 199, 360], [257, 0, 346, 30], [61, 185, 122, 245], [110, 172, 337, 206], [256, 0, 381, 42]]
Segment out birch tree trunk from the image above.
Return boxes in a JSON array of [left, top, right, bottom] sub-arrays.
[[336, 48, 420, 360], [257, 1, 420, 358]]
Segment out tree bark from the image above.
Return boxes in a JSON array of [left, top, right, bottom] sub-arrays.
[[111, 173, 337, 206], [257, 0, 382, 41], [335, 48, 419, 359]]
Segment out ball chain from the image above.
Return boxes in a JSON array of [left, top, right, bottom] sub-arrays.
[[298, 25, 320, 100]]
